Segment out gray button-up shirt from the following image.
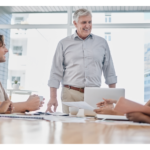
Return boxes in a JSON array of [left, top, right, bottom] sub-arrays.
[[48, 31, 117, 88]]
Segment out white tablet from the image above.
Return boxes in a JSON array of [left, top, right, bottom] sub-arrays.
[[84, 87, 125, 116]]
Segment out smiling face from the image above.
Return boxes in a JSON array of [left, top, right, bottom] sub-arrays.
[[0, 36, 8, 62], [73, 15, 92, 40]]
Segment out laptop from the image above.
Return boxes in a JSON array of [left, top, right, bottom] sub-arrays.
[[84, 87, 125, 116]]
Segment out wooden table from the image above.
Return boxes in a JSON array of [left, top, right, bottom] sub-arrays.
[[0, 117, 150, 144]]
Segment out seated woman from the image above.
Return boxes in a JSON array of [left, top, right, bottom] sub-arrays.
[[94, 98, 150, 123], [0, 100, 13, 114], [0, 34, 44, 114]]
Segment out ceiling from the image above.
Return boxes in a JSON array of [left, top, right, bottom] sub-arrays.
[[0, 6, 150, 13]]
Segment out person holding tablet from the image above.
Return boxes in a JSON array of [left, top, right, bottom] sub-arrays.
[[0, 34, 44, 113]]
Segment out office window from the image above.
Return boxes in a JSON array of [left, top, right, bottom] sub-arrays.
[[13, 46, 23, 55], [15, 17, 24, 24], [14, 29, 27, 35], [105, 32, 111, 41], [105, 14, 111, 23], [93, 12, 150, 24], [144, 30, 150, 102], [109, 17, 111, 22], [2, 10, 149, 108], [145, 87, 150, 92], [12, 13, 67, 24], [108, 35, 111, 41], [145, 94, 150, 100], [11, 76, 20, 86]]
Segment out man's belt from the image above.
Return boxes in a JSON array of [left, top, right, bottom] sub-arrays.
[[64, 85, 84, 93]]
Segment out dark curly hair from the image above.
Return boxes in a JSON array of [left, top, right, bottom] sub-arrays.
[[0, 35, 4, 47]]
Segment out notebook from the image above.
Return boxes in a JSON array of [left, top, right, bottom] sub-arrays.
[[96, 114, 128, 121], [0, 114, 44, 119], [114, 97, 150, 115]]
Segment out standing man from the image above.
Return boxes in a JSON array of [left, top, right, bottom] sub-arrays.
[[46, 9, 117, 113]]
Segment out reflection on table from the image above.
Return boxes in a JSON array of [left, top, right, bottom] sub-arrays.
[[0, 116, 150, 144]]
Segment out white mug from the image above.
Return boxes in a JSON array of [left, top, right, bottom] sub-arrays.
[[69, 107, 79, 115]]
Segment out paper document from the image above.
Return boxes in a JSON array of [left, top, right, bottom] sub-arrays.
[[63, 101, 94, 110]]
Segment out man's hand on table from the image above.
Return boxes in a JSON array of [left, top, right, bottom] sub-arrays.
[[126, 112, 150, 123], [109, 83, 116, 88], [46, 98, 58, 113]]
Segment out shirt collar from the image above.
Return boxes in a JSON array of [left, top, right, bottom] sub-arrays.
[[73, 30, 93, 40]]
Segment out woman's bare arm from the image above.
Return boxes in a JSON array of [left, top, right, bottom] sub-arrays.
[[6, 95, 44, 113], [127, 112, 150, 123], [146, 100, 150, 107]]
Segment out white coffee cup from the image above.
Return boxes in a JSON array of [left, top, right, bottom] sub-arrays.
[[69, 107, 79, 115], [39, 96, 44, 101]]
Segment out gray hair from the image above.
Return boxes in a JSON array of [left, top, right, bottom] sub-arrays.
[[73, 9, 92, 23]]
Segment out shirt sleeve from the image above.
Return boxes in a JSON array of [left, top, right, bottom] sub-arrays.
[[102, 40, 117, 85], [47, 42, 64, 89]]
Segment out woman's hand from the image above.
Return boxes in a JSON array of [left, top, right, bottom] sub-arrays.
[[94, 106, 117, 115], [0, 100, 13, 114], [97, 98, 117, 107]]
